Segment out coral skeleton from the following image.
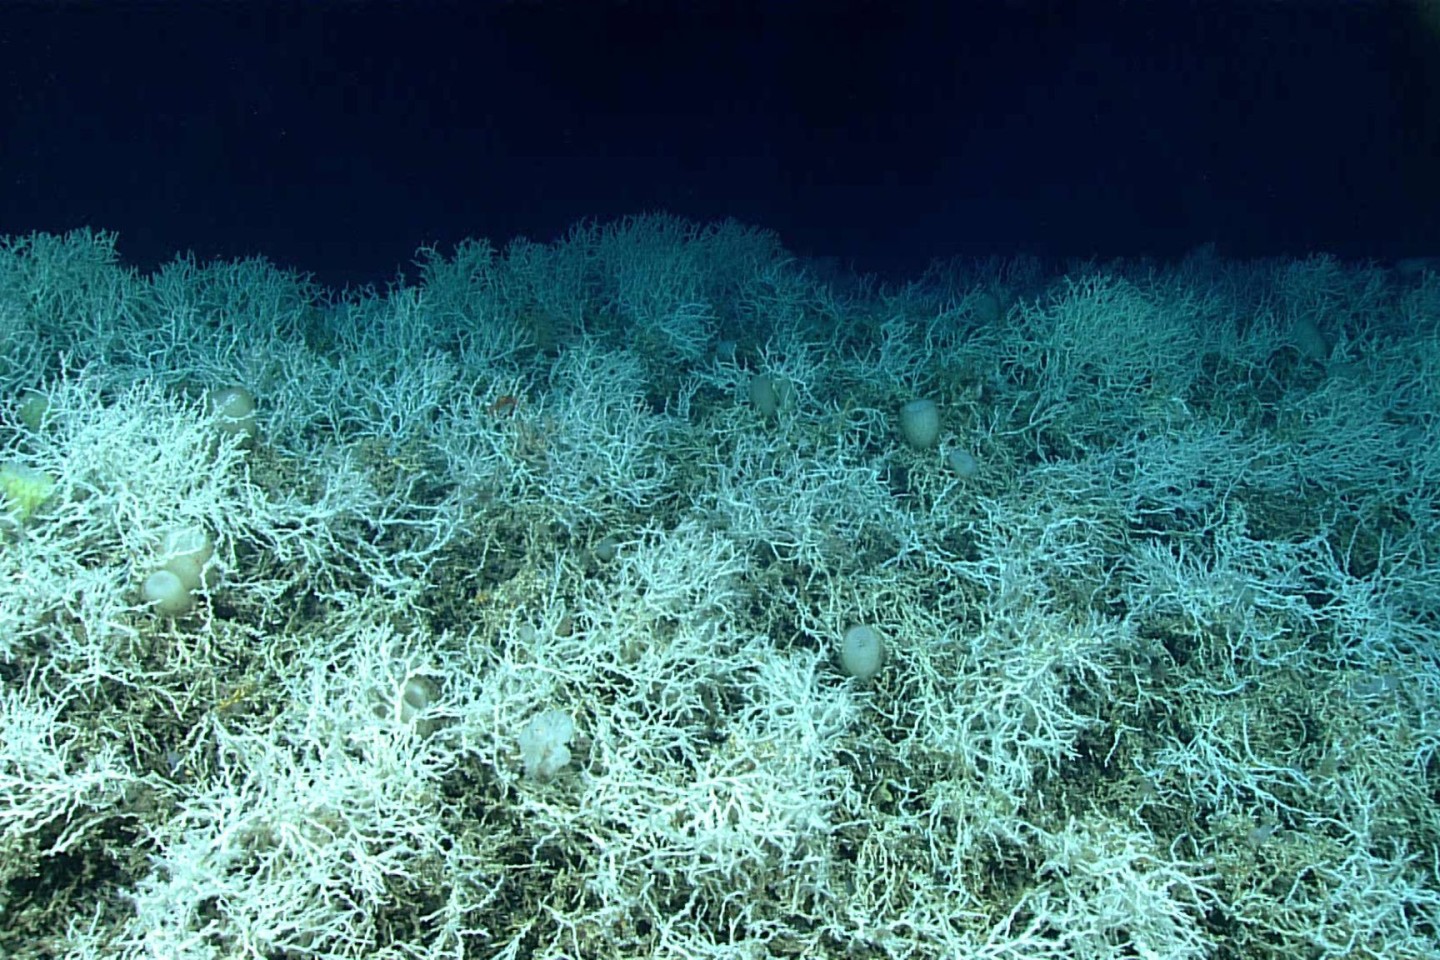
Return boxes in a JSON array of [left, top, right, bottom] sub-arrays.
[[0, 222, 1436, 958]]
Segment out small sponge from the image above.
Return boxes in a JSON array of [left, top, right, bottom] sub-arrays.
[[517, 710, 575, 781], [839, 624, 886, 681]]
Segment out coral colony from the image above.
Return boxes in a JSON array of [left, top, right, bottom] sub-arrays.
[[1, 218, 1437, 958]]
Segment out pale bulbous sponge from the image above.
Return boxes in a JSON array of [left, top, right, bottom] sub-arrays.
[[517, 710, 575, 781], [839, 624, 886, 681]]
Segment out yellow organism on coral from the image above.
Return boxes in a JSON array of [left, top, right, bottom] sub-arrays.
[[0, 462, 56, 522]]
